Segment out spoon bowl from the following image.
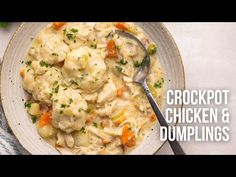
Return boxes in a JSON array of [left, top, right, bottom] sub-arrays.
[[115, 30, 185, 155]]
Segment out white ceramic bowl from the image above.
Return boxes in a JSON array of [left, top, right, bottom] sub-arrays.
[[0, 23, 185, 154]]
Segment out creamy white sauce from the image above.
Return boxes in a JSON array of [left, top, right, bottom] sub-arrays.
[[21, 22, 165, 154]]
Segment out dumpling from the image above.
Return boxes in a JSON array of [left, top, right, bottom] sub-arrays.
[[62, 47, 108, 93], [62, 46, 90, 74], [62, 22, 96, 50], [29, 32, 69, 65], [32, 67, 63, 104], [31, 60, 48, 75], [51, 87, 88, 133]]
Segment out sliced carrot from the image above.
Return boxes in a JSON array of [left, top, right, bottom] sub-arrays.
[[121, 124, 136, 147], [115, 23, 128, 31], [126, 138, 136, 147], [39, 112, 52, 127], [117, 86, 125, 97], [19, 68, 24, 78], [150, 113, 157, 122], [52, 22, 66, 30], [106, 39, 117, 58]]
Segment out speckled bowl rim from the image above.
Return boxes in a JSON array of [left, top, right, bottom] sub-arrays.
[[0, 22, 185, 155]]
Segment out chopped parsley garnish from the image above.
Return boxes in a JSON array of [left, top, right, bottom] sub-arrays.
[[116, 45, 121, 51], [100, 122, 104, 129], [24, 101, 31, 109], [66, 33, 75, 40], [69, 98, 73, 104], [153, 78, 164, 88], [147, 44, 157, 55], [25, 61, 32, 66], [78, 108, 83, 112], [115, 65, 123, 72], [64, 28, 78, 41], [70, 80, 78, 85], [54, 99, 58, 103], [59, 110, 63, 114], [63, 87, 68, 90], [119, 58, 128, 65], [71, 28, 78, 33], [133, 61, 141, 67], [153, 82, 162, 88], [39, 60, 51, 67], [61, 104, 67, 108], [31, 116, 37, 124], [82, 73, 88, 76], [52, 53, 59, 56], [55, 85, 60, 93], [63, 29, 66, 35], [79, 127, 86, 134], [79, 73, 88, 81], [90, 43, 97, 49], [53, 81, 58, 86], [93, 122, 98, 128]]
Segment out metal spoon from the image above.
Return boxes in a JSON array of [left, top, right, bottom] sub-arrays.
[[115, 30, 185, 155]]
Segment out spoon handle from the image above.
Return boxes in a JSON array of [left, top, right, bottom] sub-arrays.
[[142, 81, 185, 155]]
